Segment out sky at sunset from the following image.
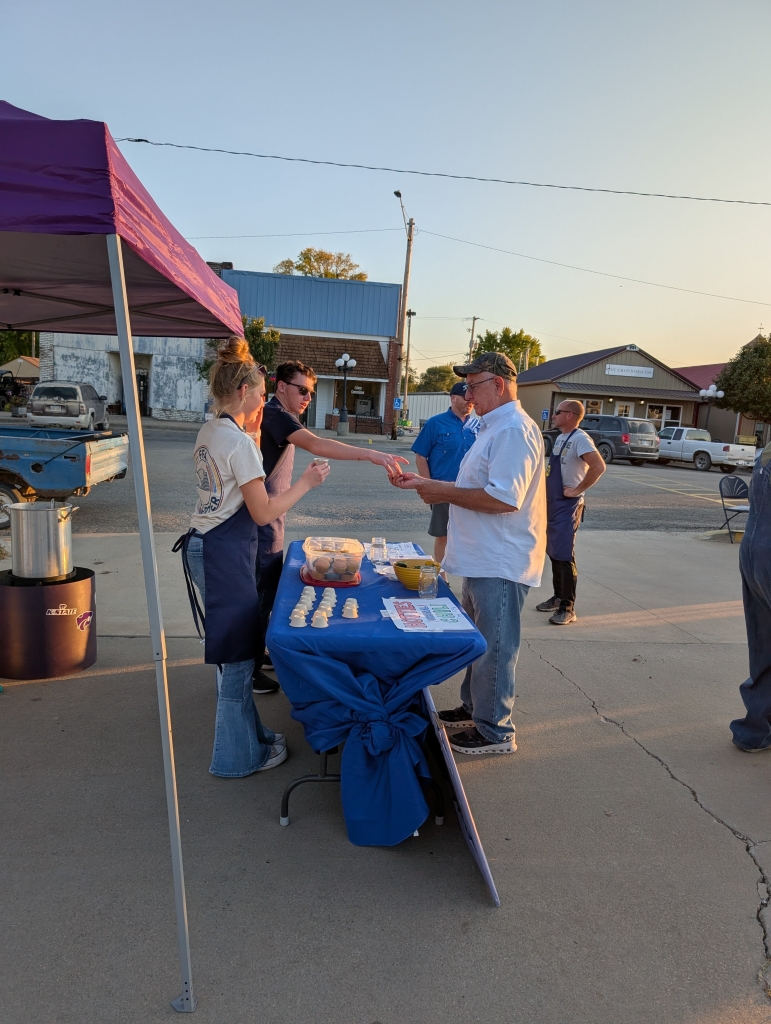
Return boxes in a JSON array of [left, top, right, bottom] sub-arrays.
[[5, 0, 771, 370]]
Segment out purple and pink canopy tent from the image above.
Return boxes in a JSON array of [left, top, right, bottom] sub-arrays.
[[0, 100, 243, 1012]]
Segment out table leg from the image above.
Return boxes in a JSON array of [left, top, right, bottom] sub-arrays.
[[279, 748, 341, 826]]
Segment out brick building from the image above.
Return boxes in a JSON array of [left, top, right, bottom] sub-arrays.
[[38, 266, 402, 430], [221, 268, 401, 432]]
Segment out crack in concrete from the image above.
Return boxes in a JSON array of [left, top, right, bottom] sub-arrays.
[[524, 638, 771, 999]]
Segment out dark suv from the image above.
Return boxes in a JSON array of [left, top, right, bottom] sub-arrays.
[[543, 415, 659, 464]]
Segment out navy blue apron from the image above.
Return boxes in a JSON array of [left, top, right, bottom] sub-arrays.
[[174, 416, 261, 665], [546, 428, 583, 562]]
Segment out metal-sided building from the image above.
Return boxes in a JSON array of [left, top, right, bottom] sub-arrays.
[[38, 268, 402, 431], [516, 344, 701, 430], [222, 269, 401, 432]]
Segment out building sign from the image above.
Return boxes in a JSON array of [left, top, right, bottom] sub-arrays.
[[605, 363, 654, 378]]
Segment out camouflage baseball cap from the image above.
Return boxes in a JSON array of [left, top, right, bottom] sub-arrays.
[[452, 350, 518, 380]]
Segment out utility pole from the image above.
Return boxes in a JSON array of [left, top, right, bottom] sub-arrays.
[[524, 346, 530, 372], [467, 316, 478, 361], [392, 191, 414, 440], [403, 310, 416, 422]]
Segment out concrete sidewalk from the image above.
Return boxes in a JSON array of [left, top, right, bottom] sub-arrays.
[[2, 531, 770, 1023]]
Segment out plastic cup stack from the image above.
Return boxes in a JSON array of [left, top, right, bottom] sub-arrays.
[[311, 609, 329, 629], [290, 607, 307, 628], [342, 598, 359, 619]]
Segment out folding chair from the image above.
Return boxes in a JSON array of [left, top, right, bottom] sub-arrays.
[[719, 475, 750, 543]]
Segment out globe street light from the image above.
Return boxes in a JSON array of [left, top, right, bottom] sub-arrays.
[[335, 353, 357, 436], [698, 383, 724, 433]]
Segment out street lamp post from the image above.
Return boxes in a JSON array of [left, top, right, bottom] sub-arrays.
[[699, 383, 725, 433], [335, 353, 357, 436]]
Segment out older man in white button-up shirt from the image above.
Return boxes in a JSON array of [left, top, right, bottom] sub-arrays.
[[392, 351, 546, 755]]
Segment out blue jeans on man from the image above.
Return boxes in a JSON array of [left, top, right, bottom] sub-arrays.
[[730, 448, 771, 752], [460, 576, 529, 743]]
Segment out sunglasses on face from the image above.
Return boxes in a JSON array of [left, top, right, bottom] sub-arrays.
[[284, 381, 315, 398]]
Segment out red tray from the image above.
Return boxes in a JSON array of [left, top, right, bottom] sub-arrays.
[[300, 565, 361, 588]]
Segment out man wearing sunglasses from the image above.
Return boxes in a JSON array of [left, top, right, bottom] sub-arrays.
[[253, 360, 409, 691], [391, 350, 546, 756]]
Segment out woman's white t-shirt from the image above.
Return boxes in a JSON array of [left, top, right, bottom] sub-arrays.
[[190, 416, 265, 535]]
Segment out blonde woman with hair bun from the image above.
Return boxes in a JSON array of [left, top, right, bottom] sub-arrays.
[[173, 337, 329, 777]]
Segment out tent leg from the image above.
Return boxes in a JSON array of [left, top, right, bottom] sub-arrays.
[[107, 234, 197, 1013]]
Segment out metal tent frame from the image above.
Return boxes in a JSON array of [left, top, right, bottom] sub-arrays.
[[107, 233, 195, 1012], [0, 101, 245, 1012]]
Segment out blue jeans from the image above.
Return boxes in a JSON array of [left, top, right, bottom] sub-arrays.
[[460, 576, 529, 743], [186, 536, 275, 777], [730, 451, 771, 751]]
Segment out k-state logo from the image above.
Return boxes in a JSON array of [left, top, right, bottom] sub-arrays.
[[46, 603, 77, 616], [76, 610, 93, 631]]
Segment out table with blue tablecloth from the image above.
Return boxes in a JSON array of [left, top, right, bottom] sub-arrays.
[[266, 541, 487, 846]]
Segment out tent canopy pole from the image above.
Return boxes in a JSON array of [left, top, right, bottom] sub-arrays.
[[107, 233, 197, 1014]]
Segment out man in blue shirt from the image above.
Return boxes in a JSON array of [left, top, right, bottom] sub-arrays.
[[411, 381, 480, 562]]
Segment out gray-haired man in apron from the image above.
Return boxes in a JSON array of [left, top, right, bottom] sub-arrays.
[[536, 400, 605, 625]]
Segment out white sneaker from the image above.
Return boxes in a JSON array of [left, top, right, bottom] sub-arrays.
[[256, 744, 288, 771], [272, 733, 285, 748]]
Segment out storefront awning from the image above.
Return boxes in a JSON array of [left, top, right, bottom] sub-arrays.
[[556, 382, 700, 401]]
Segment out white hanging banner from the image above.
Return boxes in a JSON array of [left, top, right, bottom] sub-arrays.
[[604, 363, 654, 378]]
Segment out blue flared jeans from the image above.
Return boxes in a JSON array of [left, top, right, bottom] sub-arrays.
[[186, 536, 275, 776]]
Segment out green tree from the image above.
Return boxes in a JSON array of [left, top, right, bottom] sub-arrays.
[[714, 334, 771, 421], [0, 330, 35, 366], [475, 327, 545, 369], [415, 364, 462, 392], [399, 366, 418, 395], [273, 247, 368, 280], [197, 316, 281, 382]]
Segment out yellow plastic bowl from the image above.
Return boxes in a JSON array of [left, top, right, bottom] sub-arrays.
[[392, 558, 441, 591]]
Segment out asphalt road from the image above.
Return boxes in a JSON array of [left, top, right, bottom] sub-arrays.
[[67, 426, 743, 534]]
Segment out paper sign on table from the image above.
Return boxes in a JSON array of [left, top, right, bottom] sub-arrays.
[[382, 597, 474, 632]]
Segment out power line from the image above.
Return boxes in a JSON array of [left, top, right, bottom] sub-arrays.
[[115, 137, 771, 207], [187, 227, 402, 240], [421, 229, 771, 308]]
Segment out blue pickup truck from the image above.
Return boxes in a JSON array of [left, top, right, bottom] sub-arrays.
[[0, 424, 129, 528]]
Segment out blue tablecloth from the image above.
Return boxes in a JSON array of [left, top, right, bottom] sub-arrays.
[[267, 541, 487, 846]]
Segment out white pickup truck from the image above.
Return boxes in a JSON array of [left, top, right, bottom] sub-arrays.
[[657, 427, 756, 472]]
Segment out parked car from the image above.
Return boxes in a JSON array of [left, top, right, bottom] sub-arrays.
[[0, 423, 128, 529], [543, 415, 659, 464], [27, 381, 110, 430], [656, 427, 756, 472]]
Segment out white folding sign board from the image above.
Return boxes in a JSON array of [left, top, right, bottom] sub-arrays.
[[423, 687, 500, 906]]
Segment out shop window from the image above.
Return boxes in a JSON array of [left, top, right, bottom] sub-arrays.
[[585, 399, 602, 415], [663, 405, 682, 428], [646, 404, 663, 429], [333, 379, 380, 417]]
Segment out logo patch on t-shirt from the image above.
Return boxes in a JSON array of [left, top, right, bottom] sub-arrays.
[[194, 445, 224, 515]]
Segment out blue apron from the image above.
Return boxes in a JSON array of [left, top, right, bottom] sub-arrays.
[[546, 429, 583, 562], [174, 416, 261, 665]]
